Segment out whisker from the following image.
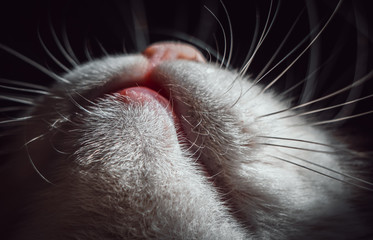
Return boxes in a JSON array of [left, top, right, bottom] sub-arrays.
[[221, 1, 280, 108], [257, 142, 336, 154], [268, 154, 373, 191], [257, 135, 368, 158], [0, 78, 50, 91], [53, 111, 74, 126], [48, 15, 78, 67], [24, 134, 54, 184], [0, 95, 36, 106], [181, 115, 209, 136], [307, 110, 373, 126], [219, 0, 233, 68], [250, 19, 321, 91], [0, 44, 71, 84], [0, 116, 35, 126], [61, 23, 80, 64], [299, 0, 321, 104], [0, 106, 29, 113], [179, 116, 205, 157], [260, 0, 343, 94], [212, 29, 222, 66], [131, 1, 150, 50], [95, 39, 110, 57], [66, 91, 95, 116], [332, 4, 369, 123], [279, 55, 334, 97], [258, 70, 373, 119], [281, 93, 373, 119], [255, 7, 305, 82], [186, 135, 205, 160], [239, 0, 277, 77], [83, 39, 94, 61], [37, 28, 71, 73], [283, 152, 373, 186], [204, 6, 228, 68], [0, 84, 50, 95], [206, 169, 223, 182], [241, 7, 260, 68]]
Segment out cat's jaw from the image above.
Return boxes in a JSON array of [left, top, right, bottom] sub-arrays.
[[2, 41, 368, 239]]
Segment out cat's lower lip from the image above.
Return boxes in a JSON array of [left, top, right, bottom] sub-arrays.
[[117, 86, 171, 110], [116, 85, 186, 141]]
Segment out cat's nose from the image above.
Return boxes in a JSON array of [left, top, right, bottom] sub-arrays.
[[143, 42, 206, 67]]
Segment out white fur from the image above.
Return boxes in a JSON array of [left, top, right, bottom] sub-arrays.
[[2, 54, 370, 239]]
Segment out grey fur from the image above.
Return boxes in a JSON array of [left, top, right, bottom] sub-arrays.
[[1, 54, 372, 239]]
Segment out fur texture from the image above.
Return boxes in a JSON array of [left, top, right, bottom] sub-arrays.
[[1, 0, 372, 239]]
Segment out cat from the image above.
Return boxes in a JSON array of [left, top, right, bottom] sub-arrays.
[[1, 0, 372, 239]]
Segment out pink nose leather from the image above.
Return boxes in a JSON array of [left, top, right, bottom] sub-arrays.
[[143, 42, 206, 69]]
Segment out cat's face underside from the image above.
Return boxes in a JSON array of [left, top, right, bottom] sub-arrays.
[[1, 0, 373, 239], [0, 41, 370, 239]]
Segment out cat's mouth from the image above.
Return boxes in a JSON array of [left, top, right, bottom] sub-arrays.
[[115, 85, 183, 137], [116, 86, 172, 113], [102, 42, 211, 176], [103, 41, 206, 146]]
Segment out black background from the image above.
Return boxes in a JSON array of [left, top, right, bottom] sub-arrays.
[[0, 0, 373, 149]]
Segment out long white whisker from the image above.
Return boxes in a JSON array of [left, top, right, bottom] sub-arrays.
[[258, 70, 373, 118], [204, 6, 227, 68], [255, 8, 305, 81], [83, 39, 94, 61], [0, 44, 71, 84], [268, 154, 373, 191], [64, 87, 105, 116], [260, 0, 343, 94], [279, 54, 335, 97], [130, 0, 149, 51], [257, 142, 336, 154], [0, 95, 36, 106], [38, 28, 71, 73], [306, 110, 373, 126], [333, 4, 368, 123], [48, 15, 78, 67], [299, 0, 321, 104], [250, 20, 321, 90], [221, 1, 279, 108], [239, 0, 279, 77], [95, 39, 110, 57], [61, 23, 80, 64], [0, 84, 50, 95], [283, 152, 373, 186], [257, 135, 368, 158], [281, 93, 373, 119], [0, 106, 29, 113], [24, 134, 54, 184], [0, 116, 35, 126], [219, 0, 233, 68], [241, 7, 260, 67], [0, 78, 50, 91]]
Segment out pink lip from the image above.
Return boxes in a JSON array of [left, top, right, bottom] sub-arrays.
[[117, 86, 171, 110], [116, 85, 184, 137]]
